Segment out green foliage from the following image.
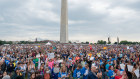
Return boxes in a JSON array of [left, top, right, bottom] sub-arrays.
[[108, 41, 111, 44], [0, 40, 2, 45], [0, 40, 140, 45], [18, 41, 34, 44], [97, 40, 106, 44], [0, 40, 13, 45], [120, 40, 139, 45], [85, 41, 89, 44], [114, 42, 118, 44], [69, 41, 72, 43]]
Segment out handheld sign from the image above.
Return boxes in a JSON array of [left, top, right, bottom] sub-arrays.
[[127, 65, 133, 72]]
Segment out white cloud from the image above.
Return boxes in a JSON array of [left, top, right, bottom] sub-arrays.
[[90, 1, 111, 14], [109, 7, 139, 18], [24, 0, 60, 23], [104, 7, 140, 24], [69, 20, 87, 25]]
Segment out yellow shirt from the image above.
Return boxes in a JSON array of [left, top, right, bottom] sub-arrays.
[[88, 53, 92, 57], [13, 62, 16, 67]]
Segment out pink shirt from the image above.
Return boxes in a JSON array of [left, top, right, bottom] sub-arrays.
[[48, 61, 54, 69]]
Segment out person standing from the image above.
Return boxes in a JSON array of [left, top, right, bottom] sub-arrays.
[[51, 64, 60, 79], [73, 64, 83, 79], [58, 66, 69, 79], [2, 72, 10, 79], [33, 56, 39, 69], [108, 66, 115, 79], [114, 69, 122, 79], [81, 64, 89, 79], [44, 67, 51, 79], [87, 66, 102, 79], [28, 61, 35, 79]]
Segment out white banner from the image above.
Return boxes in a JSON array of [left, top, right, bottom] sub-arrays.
[[48, 53, 54, 59]]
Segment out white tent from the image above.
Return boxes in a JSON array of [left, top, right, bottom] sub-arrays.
[[45, 42, 52, 45]]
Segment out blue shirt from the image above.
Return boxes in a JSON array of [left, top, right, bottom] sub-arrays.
[[5, 60, 10, 66], [120, 69, 124, 75], [111, 58, 116, 61], [80, 53, 83, 56], [108, 70, 115, 79], [58, 72, 67, 78], [68, 58, 72, 61], [51, 68, 59, 79], [81, 67, 88, 79], [73, 69, 82, 78], [106, 64, 110, 70]]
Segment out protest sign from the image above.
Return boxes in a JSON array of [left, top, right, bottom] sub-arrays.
[[48, 53, 54, 59], [130, 47, 134, 52], [58, 60, 63, 63], [134, 69, 139, 78], [127, 65, 133, 72], [90, 57, 94, 60], [35, 46, 38, 49], [127, 46, 129, 49], [120, 64, 125, 70], [97, 53, 101, 57]]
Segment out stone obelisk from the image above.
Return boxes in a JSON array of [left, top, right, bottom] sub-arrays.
[[60, 0, 68, 43]]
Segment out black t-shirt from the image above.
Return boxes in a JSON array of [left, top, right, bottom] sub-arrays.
[[86, 60, 92, 70], [1, 62, 6, 72], [0, 71, 3, 79], [6, 64, 14, 72], [35, 75, 43, 79], [62, 54, 68, 59], [16, 76, 24, 79]]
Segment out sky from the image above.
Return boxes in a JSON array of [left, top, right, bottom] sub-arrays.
[[0, 0, 140, 43]]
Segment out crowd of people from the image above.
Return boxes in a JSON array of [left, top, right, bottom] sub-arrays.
[[0, 43, 139, 79]]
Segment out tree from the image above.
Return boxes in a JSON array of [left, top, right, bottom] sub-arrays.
[[69, 41, 72, 43], [94, 43, 97, 45], [85, 41, 89, 44], [120, 40, 139, 45], [7, 41, 13, 44], [97, 40, 106, 44], [108, 41, 111, 44], [120, 40, 130, 45], [114, 42, 118, 44], [0, 40, 2, 45]]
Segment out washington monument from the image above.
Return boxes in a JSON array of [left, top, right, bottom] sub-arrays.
[[60, 0, 68, 43]]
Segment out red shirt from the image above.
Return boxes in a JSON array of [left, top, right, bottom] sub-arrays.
[[115, 75, 122, 79]]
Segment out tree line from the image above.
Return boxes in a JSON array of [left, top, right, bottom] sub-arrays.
[[0, 40, 140, 45], [0, 40, 34, 45], [96, 40, 140, 45]]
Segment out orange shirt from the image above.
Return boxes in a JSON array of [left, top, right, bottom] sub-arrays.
[[75, 57, 80, 60]]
